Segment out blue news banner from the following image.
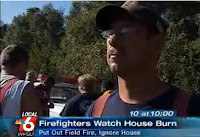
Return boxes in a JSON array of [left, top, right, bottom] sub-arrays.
[[1, 111, 200, 137]]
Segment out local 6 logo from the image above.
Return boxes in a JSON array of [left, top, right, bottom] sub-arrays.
[[15, 117, 37, 132]]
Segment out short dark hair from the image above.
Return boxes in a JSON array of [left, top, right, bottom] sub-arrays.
[[1, 44, 29, 68]]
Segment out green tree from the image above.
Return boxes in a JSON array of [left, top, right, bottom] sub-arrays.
[[3, 3, 65, 75], [3, 15, 32, 50], [0, 21, 8, 51], [153, 2, 200, 92], [59, 1, 114, 81]]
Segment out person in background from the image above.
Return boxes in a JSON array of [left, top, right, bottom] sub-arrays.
[[0, 44, 43, 137], [25, 71, 36, 84], [35, 76, 55, 116], [101, 80, 116, 94], [0, 44, 43, 116], [60, 74, 101, 117]]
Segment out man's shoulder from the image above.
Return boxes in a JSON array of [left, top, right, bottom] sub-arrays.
[[92, 90, 118, 104], [67, 94, 83, 103], [188, 93, 200, 116], [0, 75, 18, 86], [167, 86, 200, 116], [172, 86, 200, 116], [104, 89, 119, 101], [71, 93, 99, 100], [191, 93, 200, 100], [190, 94, 200, 105], [85, 90, 118, 117], [69, 93, 99, 106]]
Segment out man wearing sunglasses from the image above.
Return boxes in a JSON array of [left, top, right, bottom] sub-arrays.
[[86, 1, 200, 117]]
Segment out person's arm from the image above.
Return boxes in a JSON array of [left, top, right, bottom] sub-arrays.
[[21, 83, 43, 116]]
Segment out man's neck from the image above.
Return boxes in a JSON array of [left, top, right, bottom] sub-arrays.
[[118, 69, 168, 104], [1, 69, 19, 78]]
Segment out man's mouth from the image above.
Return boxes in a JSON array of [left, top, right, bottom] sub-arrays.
[[110, 53, 117, 58]]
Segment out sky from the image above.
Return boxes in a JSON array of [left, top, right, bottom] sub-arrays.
[[1, 1, 72, 24]]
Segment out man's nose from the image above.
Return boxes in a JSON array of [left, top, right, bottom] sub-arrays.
[[107, 34, 119, 48]]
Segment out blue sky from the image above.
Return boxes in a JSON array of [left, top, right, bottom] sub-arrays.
[[1, 1, 72, 24]]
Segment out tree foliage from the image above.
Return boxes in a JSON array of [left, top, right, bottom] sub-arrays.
[[2, 3, 64, 75], [58, 1, 112, 81], [0, 21, 8, 51], [155, 2, 200, 92]]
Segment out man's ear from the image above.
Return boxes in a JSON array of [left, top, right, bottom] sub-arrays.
[[17, 61, 27, 69], [14, 62, 22, 72], [149, 34, 166, 65], [150, 34, 165, 53], [81, 86, 86, 91], [152, 34, 165, 47], [79, 85, 86, 93]]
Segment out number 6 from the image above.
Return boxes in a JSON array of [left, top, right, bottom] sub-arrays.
[[23, 117, 35, 132]]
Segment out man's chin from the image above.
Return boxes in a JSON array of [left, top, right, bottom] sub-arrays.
[[109, 65, 121, 75], [109, 64, 130, 77]]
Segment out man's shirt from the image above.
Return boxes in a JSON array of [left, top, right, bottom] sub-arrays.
[[86, 86, 200, 117], [60, 93, 101, 116]]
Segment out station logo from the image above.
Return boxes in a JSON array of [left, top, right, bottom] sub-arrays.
[[15, 112, 37, 136], [15, 117, 37, 132]]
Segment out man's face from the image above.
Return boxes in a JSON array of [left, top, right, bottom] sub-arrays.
[[78, 84, 86, 94], [105, 20, 157, 77]]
